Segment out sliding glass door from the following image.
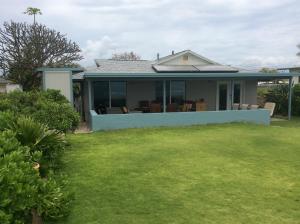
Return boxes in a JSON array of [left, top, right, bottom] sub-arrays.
[[217, 81, 244, 110], [155, 80, 185, 105], [93, 81, 126, 109], [217, 82, 230, 110]]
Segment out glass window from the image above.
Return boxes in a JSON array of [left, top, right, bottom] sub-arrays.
[[155, 81, 170, 104], [233, 83, 241, 104], [110, 81, 126, 107], [93, 81, 109, 108], [218, 83, 227, 110], [171, 81, 185, 105]]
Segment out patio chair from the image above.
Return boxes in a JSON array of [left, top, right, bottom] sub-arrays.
[[250, 104, 259, 110], [196, 102, 207, 111], [240, 104, 249, 110], [264, 102, 276, 117], [150, 103, 161, 113], [167, 103, 177, 112], [232, 103, 240, 110], [182, 103, 193, 112]]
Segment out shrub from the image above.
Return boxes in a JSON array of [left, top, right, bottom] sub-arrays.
[[0, 113, 66, 173], [0, 89, 80, 132], [292, 84, 300, 116], [0, 131, 72, 223], [263, 84, 300, 116], [264, 84, 289, 116], [0, 131, 40, 224]]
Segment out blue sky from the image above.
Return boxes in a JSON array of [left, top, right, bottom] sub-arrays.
[[1, 0, 300, 69]]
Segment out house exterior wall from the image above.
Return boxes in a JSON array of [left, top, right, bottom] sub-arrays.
[[186, 80, 217, 110], [244, 80, 257, 105], [126, 81, 156, 109], [43, 71, 72, 102]]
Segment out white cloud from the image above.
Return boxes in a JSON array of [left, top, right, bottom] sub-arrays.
[[81, 36, 118, 65], [0, 0, 300, 68]]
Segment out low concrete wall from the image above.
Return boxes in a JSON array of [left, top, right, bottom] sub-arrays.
[[89, 110, 270, 131]]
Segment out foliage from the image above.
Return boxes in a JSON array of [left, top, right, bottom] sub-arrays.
[[111, 51, 141, 60], [0, 21, 83, 90], [292, 84, 300, 115], [0, 89, 80, 132], [36, 173, 73, 221], [259, 67, 278, 73], [0, 131, 40, 224], [264, 84, 289, 115], [23, 7, 42, 24], [0, 130, 72, 223], [9, 116, 66, 173], [263, 84, 300, 116]]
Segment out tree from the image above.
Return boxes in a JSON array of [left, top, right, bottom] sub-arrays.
[[260, 67, 278, 73], [112, 51, 141, 60], [0, 21, 83, 90], [24, 7, 42, 24]]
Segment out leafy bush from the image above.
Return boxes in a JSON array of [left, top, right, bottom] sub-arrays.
[[0, 131, 72, 223], [292, 84, 300, 116], [264, 84, 289, 116], [0, 89, 80, 132], [9, 116, 66, 173], [0, 112, 66, 172], [263, 84, 300, 116]]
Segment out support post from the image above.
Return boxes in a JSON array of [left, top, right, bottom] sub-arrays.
[[88, 80, 92, 110], [163, 80, 166, 113], [230, 80, 234, 110], [288, 76, 292, 120]]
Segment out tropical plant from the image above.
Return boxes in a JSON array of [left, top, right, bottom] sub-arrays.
[[23, 7, 42, 24], [9, 116, 66, 174]]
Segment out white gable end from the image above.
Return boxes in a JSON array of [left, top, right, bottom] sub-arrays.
[[160, 53, 214, 66]]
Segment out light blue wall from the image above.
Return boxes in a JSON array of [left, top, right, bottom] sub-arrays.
[[89, 110, 270, 131]]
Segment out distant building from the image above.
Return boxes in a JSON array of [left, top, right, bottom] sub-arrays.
[[277, 67, 300, 84], [0, 77, 22, 93]]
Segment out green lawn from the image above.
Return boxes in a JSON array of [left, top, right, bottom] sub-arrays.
[[55, 120, 300, 224]]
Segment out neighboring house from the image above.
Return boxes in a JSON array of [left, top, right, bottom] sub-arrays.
[[278, 67, 300, 84], [38, 50, 297, 131], [0, 77, 22, 93]]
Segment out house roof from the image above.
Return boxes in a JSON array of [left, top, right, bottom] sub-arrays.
[[92, 59, 155, 73], [91, 50, 238, 75]]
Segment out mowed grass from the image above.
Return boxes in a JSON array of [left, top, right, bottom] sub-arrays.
[[55, 120, 300, 224]]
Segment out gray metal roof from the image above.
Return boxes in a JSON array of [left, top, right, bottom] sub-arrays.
[[93, 59, 155, 73]]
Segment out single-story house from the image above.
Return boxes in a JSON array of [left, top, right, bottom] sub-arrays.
[[0, 77, 22, 93], [37, 50, 298, 131]]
